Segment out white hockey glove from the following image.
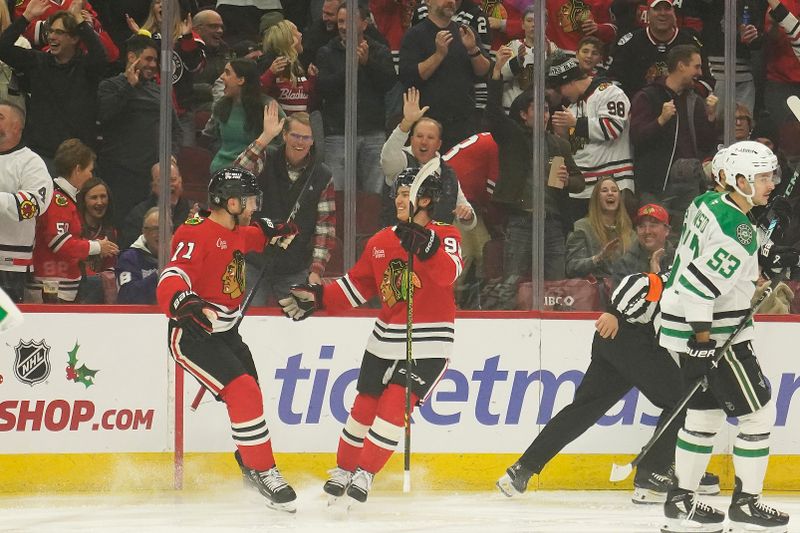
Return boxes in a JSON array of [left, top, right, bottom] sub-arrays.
[[278, 283, 323, 321]]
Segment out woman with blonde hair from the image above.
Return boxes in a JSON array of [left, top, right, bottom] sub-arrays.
[[260, 19, 317, 114], [0, 1, 31, 110], [565, 177, 635, 278]]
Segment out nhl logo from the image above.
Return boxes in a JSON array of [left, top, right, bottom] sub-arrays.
[[13, 339, 51, 386]]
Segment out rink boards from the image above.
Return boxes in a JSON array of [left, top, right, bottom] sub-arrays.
[[1, 310, 798, 492]]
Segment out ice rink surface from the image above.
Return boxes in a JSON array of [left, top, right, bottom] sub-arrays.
[[0, 487, 798, 533]]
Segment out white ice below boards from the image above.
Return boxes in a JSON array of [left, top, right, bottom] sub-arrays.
[[0, 488, 798, 533]]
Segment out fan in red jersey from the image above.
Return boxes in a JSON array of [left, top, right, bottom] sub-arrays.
[[156, 166, 299, 513], [279, 167, 463, 506]]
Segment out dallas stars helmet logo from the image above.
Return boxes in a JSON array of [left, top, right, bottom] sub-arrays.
[[736, 223, 754, 246]]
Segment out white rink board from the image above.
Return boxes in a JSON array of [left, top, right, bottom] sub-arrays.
[[1, 313, 798, 455], [0, 314, 170, 453]]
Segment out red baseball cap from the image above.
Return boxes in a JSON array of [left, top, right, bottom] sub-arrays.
[[636, 203, 669, 225], [649, 0, 673, 7]]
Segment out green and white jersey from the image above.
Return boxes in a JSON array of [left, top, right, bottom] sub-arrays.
[[659, 191, 758, 352]]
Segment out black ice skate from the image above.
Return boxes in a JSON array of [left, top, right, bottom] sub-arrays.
[[323, 467, 354, 504], [632, 467, 674, 505], [234, 450, 253, 490], [726, 478, 789, 533], [245, 466, 297, 513], [496, 461, 534, 497], [697, 471, 721, 496], [662, 488, 725, 533], [346, 467, 374, 504]]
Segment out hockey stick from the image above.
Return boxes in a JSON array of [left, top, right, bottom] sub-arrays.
[[189, 163, 317, 411], [609, 283, 774, 482], [402, 158, 440, 493]]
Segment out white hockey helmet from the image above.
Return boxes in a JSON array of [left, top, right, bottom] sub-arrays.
[[722, 141, 778, 205], [710, 147, 728, 187]]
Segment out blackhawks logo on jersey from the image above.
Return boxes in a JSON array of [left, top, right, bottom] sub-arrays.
[[221, 250, 246, 299], [54, 193, 68, 207], [380, 258, 421, 307]]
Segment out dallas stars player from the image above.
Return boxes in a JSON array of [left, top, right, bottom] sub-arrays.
[[658, 141, 790, 533]]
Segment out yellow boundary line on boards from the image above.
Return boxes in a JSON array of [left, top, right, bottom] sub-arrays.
[[0, 453, 798, 493]]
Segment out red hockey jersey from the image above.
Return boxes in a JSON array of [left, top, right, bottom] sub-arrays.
[[323, 222, 463, 360], [443, 132, 499, 208], [30, 178, 98, 301], [546, 0, 616, 53], [157, 216, 267, 332]]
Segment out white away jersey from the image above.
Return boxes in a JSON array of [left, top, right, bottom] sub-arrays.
[[566, 79, 634, 199], [659, 192, 759, 352]]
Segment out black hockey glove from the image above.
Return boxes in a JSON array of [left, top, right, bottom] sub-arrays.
[[687, 335, 716, 358], [683, 336, 717, 381], [761, 245, 800, 271], [278, 283, 323, 321], [758, 196, 792, 232], [170, 290, 214, 340], [254, 218, 299, 248], [395, 221, 440, 260]]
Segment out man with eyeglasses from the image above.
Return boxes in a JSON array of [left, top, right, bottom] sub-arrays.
[[115, 207, 161, 304], [234, 101, 336, 305], [0, 0, 108, 172]]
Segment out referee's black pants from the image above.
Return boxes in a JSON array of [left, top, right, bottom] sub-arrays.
[[519, 323, 684, 479]]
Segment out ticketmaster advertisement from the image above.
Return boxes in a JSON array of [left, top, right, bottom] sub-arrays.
[[1, 313, 798, 456]]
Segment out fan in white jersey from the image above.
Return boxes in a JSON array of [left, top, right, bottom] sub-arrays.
[[658, 141, 790, 533], [548, 56, 634, 220]]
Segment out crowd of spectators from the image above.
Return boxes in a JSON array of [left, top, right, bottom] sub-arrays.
[[1, 0, 800, 312]]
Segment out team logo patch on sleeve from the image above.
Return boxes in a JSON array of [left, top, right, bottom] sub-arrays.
[[16, 195, 38, 220], [184, 215, 204, 225], [736, 223, 754, 246], [54, 193, 68, 207]]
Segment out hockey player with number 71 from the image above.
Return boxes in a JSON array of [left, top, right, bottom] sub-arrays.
[[658, 141, 790, 533], [278, 167, 463, 506]]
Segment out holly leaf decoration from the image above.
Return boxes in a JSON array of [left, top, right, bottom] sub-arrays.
[[65, 341, 98, 388]]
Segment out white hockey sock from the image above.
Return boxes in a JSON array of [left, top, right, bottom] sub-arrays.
[[675, 428, 715, 491], [733, 432, 770, 495]]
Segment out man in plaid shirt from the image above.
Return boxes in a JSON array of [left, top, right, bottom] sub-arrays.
[[234, 101, 336, 304]]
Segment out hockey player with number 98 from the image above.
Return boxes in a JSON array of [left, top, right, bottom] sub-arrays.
[[279, 167, 463, 506], [658, 141, 790, 533]]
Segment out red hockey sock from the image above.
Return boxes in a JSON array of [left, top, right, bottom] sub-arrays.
[[220, 374, 274, 471], [358, 384, 419, 474], [337, 392, 379, 471]]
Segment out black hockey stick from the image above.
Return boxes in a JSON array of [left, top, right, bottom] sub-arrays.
[[190, 162, 318, 411], [609, 283, 774, 482], [402, 158, 440, 493]]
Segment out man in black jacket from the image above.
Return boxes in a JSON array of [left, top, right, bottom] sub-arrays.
[[489, 46, 584, 282], [316, 3, 395, 195], [0, 0, 107, 171], [234, 102, 336, 305], [97, 34, 179, 226]]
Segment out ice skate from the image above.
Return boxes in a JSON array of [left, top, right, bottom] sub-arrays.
[[323, 467, 353, 506], [496, 461, 533, 497], [245, 466, 297, 513], [662, 488, 725, 533], [698, 471, 721, 496], [346, 467, 374, 505], [726, 478, 789, 533], [234, 450, 254, 491], [632, 467, 674, 504]]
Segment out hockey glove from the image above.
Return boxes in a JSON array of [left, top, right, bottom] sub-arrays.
[[683, 336, 717, 381], [170, 290, 214, 340], [278, 283, 323, 321], [254, 218, 299, 249], [687, 335, 716, 358], [395, 221, 440, 260], [758, 196, 792, 232], [762, 245, 800, 271]]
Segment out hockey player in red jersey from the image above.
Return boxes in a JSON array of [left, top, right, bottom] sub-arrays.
[[156, 167, 299, 512], [279, 167, 463, 505]]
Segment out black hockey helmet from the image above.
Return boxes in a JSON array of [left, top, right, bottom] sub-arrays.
[[391, 166, 443, 208], [208, 166, 262, 212]]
